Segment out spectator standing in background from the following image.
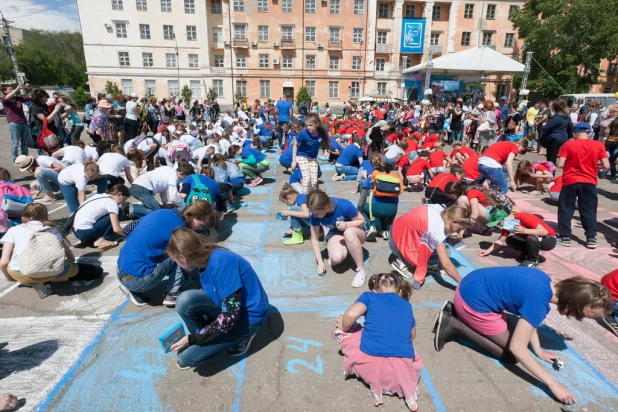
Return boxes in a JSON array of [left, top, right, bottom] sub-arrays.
[[1, 84, 32, 161]]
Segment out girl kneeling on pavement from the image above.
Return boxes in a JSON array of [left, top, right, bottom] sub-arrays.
[[307, 189, 368, 288], [278, 183, 310, 246], [117, 200, 216, 307], [362, 163, 404, 242], [167, 227, 270, 368], [229, 143, 270, 187]]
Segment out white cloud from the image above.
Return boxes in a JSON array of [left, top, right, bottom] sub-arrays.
[[3, 0, 81, 33]]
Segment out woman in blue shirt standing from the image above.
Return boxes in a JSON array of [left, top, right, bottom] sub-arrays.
[[333, 137, 367, 181], [292, 113, 330, 193], [167, 228, 270, 368]]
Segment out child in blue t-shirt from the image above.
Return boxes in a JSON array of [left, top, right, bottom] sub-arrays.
[[334, 272, 423, 410], [292, 114, 330, 193], [278, 183, 310, 246], [333, 138, 367, 182], [230, 143, 270, 187]]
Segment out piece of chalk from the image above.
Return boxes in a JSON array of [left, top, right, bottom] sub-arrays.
[[554, 359, 564, 368]]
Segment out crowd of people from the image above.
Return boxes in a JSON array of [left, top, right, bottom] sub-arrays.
[[1, 84, 618, 410]]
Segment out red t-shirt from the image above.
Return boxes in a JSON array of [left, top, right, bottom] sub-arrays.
[[483, 141, 519, 165], [425, 134, 439, 144], [557, 139, 607, 186], [466, 189, 489, 206], [450, 149, 460, 159], [421, 141, 437, 150], [374, 109, 384, 120], [427, 172, 459, 190], [396, 156, 410, 170], [549, 176, 563, 193], [459, 146, 476, 158], [357, 129, 366, 137], [534, 164, 550, 173], [346, 127, 357, 135], [462, 156, 480, 181], [337, 127, 347, 135], [501, 212, 555, 238], [406, 159, 431, 176], [386, 133, 399, 144], [404, 140, 419, 154], [429, 151, 449, 167], [601, 269, 618, 301]]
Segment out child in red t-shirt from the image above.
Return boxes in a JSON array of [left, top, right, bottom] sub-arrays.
[[545, 175, 563, 202], [514, 160, 553, 194], [429, 148, 455, 174], [601, 269, 618, 336], [405, 151, 432, 186], [457, 186, 496, 223]]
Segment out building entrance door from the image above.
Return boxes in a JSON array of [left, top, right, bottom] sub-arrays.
[[283, 87, 294, 103]]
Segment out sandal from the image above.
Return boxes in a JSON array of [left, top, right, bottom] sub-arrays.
[[32, 283, 52, 299], [97, 240, 119, 252], [390, 260, 413, 279]]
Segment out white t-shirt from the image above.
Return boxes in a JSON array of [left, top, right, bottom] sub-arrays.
[[219, 138, 231, 155], [0, 221, 64, 271], [98, 153, 131, 177], [123, 139, 134, 154], [73, 194, 119, 230], [192, 146, 208, 161], [58, 164, 88, 190], [84, 144, 99, 160], [180, 135, 195, 145], [385, 145, 404, 160], [223, 115, 234, 125], [137, 138, 155, 154], [133, 166, 179, 195], [37, 155, 63, 169], [125, 101, 139, 121], [60, 146, 87, 166], [237, 110, 249, 121]]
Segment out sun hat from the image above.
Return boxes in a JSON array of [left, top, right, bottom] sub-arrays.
[[486, 205, 511, 228], [15, 155, 35, 172], [98, 99, 112, 109]]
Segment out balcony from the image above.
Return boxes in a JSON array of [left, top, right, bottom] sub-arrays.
[[328, 40, 342, 50], [429, 45, 443, 55], [233, 38, 249, 48], [210, 67, 226, 74], [376, 43, 390, 53], [280, 39, 295, 49]]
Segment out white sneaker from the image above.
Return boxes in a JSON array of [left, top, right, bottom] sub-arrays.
[[365, 226, 377, 241], [382, 230, 390, 240], [36, 196, 55, 204], [351, 269, 366, 288]]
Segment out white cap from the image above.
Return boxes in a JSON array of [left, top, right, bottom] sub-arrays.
[[130, 92, 138, 98]]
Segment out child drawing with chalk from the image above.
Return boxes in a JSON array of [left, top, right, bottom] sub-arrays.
[[277, 183, 310, 246], [333, 272, 423, 411]]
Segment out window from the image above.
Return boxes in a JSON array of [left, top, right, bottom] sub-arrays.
[[259, 54, 269, 68], [190, 80, 201, 98], [377, 31, 387, 44], [464, 4, 474, 18], [486, 4, 496, 20], [166, 53, 177, 67], [234, 0, 244, 11], [352, 56, 361, 70], [145, 79, 156, 96], [508, 5, 518, 21], [168, 80, 179, 96], [213, 28, 223, 42], [496, 84, 507, 98], [353, 28, 364, 44], [430, 33, 440, 46], [504, 33, 515, 48], [236, 80, 247, 97], [461, 32, 471, 46], [350, 81, 360, 98], [187, 26, 197, 41], [258, 26, 269, 41], [118, 51, 130, 66], [401, 56, 411, 69], [116, 23, 127, 38], [161, 0, 171, 12], [377, 82, 387, 95], [305, 27, 316, 42], [432, 5, 441, 20], [330, 0, 340, 14], [282, 26, 293, 41], [214, 54, 224, 67], [405, 4, 415, 18], [329, 27, 341, 42], [236, 53, 246, 68], [164, 25, 174, 40], [258, 0, 268, 12], [136, 0, 147, 11], [305, 0, 315, 13], [188, 54, 199, 67], [283, 54, 293, 69], [140, 24, 150, 39], [376, 58, 385, 71], [603, 87, 613, 93], [234, 25, 246, 40], [212, 79, 224, 97], [142, 52, 153, 66], [260, 80, 270, 98], [112, 0, 123, 10], [608, 63, 618, 77], [306, 55, 315, 69], [121, 79, 133, 94], [378, 3, 388, 18], [329, 55, 340, 70], [482, 31, 493, 45], [305, 81, 316, 98], [282, 0, 292, 13], [211, 0, 222, 14], [185, 0, 195, 13], [354, 0, 364, 15], [328, 81, 339, 99]]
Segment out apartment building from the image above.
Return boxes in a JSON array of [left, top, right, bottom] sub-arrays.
[[77, 0, 527, 107]]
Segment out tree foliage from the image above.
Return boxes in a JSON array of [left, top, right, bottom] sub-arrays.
[[512, 0, 618, 98], [295, 87, 311, 107], [181, 84, 192, 103], [105, 81, 121, 96], [207, 87, 218, 101], [73, 86, 87, 109]]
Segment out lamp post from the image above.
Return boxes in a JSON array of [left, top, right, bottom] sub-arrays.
[[173, 33, 180, 97]]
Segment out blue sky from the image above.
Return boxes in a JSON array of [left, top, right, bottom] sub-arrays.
[[2, 0, 81, 32]]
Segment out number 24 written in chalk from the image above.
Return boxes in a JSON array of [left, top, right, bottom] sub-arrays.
[[286, 336, 324, 375]]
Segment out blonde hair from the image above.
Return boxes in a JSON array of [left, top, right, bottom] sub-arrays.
[[441, 206, 472, 235]]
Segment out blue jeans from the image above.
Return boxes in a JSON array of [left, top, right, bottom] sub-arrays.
[[607, 142, 618, 176], [231, 177, 245, 193], [478, 163, 508, 195], [176, 289, 263, 367], [129, 184, 161, 213], [258, 135, 269, 149], [288, 205, 310, 232], [452, 129, 462, 142], [335, 165, 359, 181], [117, 257, 183, 294], [59, 177, 108, 213], [9, 122, 30, 161], [36, 168, 60, 193], [74, 214, 114, 244]]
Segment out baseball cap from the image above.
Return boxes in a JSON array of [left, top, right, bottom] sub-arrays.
[[573, 122, 592, 133], [500, 96, 507, 100], [146, 131, 154, 137], [130, 92, 139, 98], [486, 205, 511, 228], [15, 155, 34, 172]]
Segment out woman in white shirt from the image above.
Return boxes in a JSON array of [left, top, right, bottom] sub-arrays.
[[51, 141, 87, 166], [125, 93, 140, 141], [129, 161, 194, 213], [84, 142, 99, 160], [98, 151, 134, 187], [14, 154, 64, 203], [58, 162, 108, 213]]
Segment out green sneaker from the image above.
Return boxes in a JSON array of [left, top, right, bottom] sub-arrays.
[[283, 231, 304, 246]]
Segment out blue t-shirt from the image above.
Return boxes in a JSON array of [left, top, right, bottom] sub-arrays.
[[118, 209, 184, 277], [199, 248, 270, 325], [276, 100, 293, 122], [337, 144, 363, 166], [259, 109, 268, 123], [296, 129, 322, 159], [309, 198, 358, 232], [296, 193, 307, 207], [256, 124, 270, 136], [289, 168, 302, 184], [284, 131, 296, 143], [180, 174, 222, 201], [225, 161, 244, 179], [459, 267, 552, 328], [329, 136, 343, 153], [356, 291, 415, 358], [212, 166, 230, 184], [280, 143, 294, 165], [242, 145, 267, 163]]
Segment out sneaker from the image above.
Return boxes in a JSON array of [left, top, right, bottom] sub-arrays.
[[332, 173, 345, 181], [432, 300, 453, 333], [520, 259, 539, 268], [351, 269, 367, 288], [365, 226, 378, 242], [119, 284, 148, 307], [557, 237, 571, 247], [177, 360, 191, 370], [601, 314, 618, 337], [433, 305, 452, 352], [226, 332, 259, 357], [586, 238, 598, 249], [282, 231, 304, 246], [410, 279, 423, 290], [36, 195, 55, 204], [163, 291, 181, 307], [382, 230, 390, 240], [248, 176, 263, 187]]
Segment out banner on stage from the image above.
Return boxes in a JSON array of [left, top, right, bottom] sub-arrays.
[[401, 18, 426, 54]]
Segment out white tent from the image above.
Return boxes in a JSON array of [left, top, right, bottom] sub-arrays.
[[402, 46, 525, 75]]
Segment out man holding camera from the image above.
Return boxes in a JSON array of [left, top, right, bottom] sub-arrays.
[[1, 83, 32, 161]]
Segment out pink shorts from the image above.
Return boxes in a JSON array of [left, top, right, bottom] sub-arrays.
[[454, 287, 507, 336]]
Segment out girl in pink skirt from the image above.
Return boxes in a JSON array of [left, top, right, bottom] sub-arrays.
[[333, 272, 423, 410]]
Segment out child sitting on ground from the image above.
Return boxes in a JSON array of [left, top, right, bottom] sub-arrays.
[[514, 160, 554, 194], [278, 183, 310, 246], [601, 269, 618, 336], [333, 272, 422, 411], [545, 175, 563, 203], [383, 139, 408, 167]]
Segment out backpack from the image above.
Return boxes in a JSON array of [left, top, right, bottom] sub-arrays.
[[186, 175, 213, 205], [37, 117, 62, 153], [485, 185, 515, 209], [372, 170, 403, 198], [169, 142, 192, 160], [17, 225, 66, 278]]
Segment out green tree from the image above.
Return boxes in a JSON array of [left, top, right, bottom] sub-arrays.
[[295, 87, 311, 107], [145, 87, 155, 98], [73, 86, 88, 109], [234, 91, 244, 103], [181, 84, 192, 103], [207, 87, 218, 101], [105, 81, 121, 95], [512, 0, 618, 98]]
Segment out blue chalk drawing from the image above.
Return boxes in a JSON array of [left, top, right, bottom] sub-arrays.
[[286, 337, 324, 375], [286, 337, 323, 353]]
